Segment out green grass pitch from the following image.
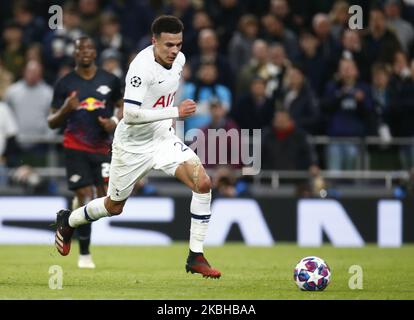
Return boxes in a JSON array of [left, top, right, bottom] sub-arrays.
[[0, 243, 413, 299]]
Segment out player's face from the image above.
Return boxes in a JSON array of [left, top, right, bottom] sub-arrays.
[[153, 32, 183, 67], [74, 39, 97, 68]]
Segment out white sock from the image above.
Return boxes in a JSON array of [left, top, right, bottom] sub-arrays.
[[189, 191, 211, 253], [68, 197, 109, 228]]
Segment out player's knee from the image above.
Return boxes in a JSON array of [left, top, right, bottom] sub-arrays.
[[197, 174, 212, 193]]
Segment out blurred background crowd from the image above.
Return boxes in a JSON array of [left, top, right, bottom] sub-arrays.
[[1, 0, 414, 198]]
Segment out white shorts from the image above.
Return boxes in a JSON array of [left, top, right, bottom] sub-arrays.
[[108, 131, 197, 201]]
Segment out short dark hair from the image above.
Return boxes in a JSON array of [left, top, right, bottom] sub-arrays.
[[151, 15, 184, 37]]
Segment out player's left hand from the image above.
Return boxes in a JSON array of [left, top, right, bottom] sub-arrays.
[[98, 116, 117, 133]]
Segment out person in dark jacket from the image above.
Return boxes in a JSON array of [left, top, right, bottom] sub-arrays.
[[262, 109, 321, 196], [262, 109, 317, 171], [273, 64, 320, 134], [388, 58, 414, 169], [321, 58, 374, 170], [362, 8, 402, 69], [231, 76, 274, 133]]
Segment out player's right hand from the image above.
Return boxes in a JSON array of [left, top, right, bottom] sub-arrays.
[[63, 91, 80, 111], [178, 99, 196, 118]]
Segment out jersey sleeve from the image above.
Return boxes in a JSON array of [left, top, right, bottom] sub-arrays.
[[123, 60, 153, 107], [51, 77, 67, 110]]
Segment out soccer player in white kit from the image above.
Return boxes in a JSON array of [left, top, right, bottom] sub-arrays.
[[54, 15, 221, 279]]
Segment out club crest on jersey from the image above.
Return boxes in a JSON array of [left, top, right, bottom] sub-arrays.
[[96, 85, 112, 95], [152, 92, 176, 108], [130, 76, 142, 87]]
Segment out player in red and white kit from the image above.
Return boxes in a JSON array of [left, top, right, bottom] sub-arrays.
[[54, 15, 221, 278]]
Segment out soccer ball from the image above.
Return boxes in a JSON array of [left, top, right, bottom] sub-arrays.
[[293, 256, 331, 291]]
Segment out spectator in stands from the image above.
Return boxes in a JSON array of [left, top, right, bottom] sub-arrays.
[[403, 0, 414, 25], [96, 12, 133, 72], [321, 59, 374, 170], [242, 0, 272, 17], [236, 39, 279, 98], [383, 0, 414, 54], [312, 13, 341, 79], [338, 29, 370, 82], [212, 165, 250, 198], [388, 58, 414, 169], [100, 48, 123, 80], [4, 60, 54, 165], [262, 109, 318, 171], [204, 0, 243, 55], [232, 76, 274, 132], [388, 51, 411, 135], [197, 100, 241, 169], [0, 56, 13, 99], [1, 21, 26, 80], [267, 43, 290, 98], [297, 31, 327, 96], [78, 0, 101, 37], [390, 50, 411, 87], [25, 43, 47, 83], [103, 0, 155, 48], [43, 2, 83, 80], [228, 14, 259, 72], [180, 61, 232, 132], [0, 99, 42, 191], [371, 63, 393, 144], [269, 0, 300, 33], [185, 9, 214, 58], [329, 0, 350, 42], [189, 28, 233, 89], [362, 8, 402, 69], [274, 64, 320, 134], [164, 0, 196, 54], [0, 3, 13, 33], [12, 0, 46, 46], [25, 43, 43, 64], [262, 109, 321, 196], [261, 13, 300, 61]]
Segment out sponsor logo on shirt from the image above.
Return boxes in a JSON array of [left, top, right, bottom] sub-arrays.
[[78, 97, 106, 111]]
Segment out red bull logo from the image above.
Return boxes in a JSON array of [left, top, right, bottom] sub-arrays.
[[78, 97, 106, 111]]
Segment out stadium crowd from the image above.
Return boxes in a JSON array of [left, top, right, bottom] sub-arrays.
[[1, 0, 414, 195]]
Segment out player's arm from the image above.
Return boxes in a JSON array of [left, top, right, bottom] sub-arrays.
[[115, 98, 123, 120], [98, 98, 124, 133], [123, 99, 196, 125], [47, 91, 79, 129]]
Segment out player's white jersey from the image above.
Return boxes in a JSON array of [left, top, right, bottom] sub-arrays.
[[113, 45, 185, 153]]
